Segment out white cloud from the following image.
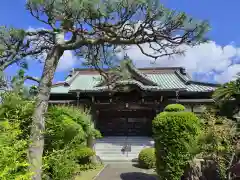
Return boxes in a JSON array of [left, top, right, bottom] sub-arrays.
[[214, 64, 240, 83], [57, 50, 77, 72], [117, 41, 240, 84], [25, 27, 240, 83]]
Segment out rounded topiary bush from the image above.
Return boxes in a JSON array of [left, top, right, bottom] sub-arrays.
[[138, 147, 156, 169], [164, 103, 185, 112], [72, 147, 96, 171], [152, 111, 202, 180], [74, 147, 95, 163]]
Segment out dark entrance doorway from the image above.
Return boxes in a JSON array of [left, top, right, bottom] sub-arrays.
[[97, 109, 155, 136]]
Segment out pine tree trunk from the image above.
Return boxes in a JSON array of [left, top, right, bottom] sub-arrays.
[[28, 46, 63, 180]]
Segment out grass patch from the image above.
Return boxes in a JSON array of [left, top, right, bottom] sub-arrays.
[[75, 165, 104, 180]]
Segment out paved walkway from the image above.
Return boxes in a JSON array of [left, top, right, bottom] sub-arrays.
[[95, 164, 158, 180]]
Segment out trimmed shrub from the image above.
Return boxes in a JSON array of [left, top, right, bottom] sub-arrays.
[[45, 106, 101, 152], [153, 109, 202, 180], [73, 146, 97, 171], [164, 103, 185, 112], [74, 147, 95, 163], [138, 147, 156, 169]]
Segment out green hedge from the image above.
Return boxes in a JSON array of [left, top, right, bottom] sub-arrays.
[[152, 107, 201, 180], [164, 104, 185, 112], [138, 147, 156, 169]]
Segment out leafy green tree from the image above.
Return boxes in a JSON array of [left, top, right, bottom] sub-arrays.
[[213, 78, 240, 117], [0, 1, 209, 179], [213, 78, 240, 102], [11, 69, 39, 99]]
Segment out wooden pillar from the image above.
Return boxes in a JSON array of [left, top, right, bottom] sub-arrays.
[[76, 92, 80, 107], [191, 105, 194, 112], [87, 103, 99, 164]]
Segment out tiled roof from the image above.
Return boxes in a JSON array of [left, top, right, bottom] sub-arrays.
[[146, 74, 215, 92], [51, 66, 219, 94], [51, 84, 69, 94]]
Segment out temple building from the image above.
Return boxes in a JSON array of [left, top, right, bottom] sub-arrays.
[[50, 63, 219, 136]]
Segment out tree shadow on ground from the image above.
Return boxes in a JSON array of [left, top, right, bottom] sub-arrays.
[[120, 172, 158, 180], [132, 163, 152, 170]]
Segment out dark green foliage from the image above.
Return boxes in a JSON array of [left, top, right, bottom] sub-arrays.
[[213, 78, 240, 117], [44, 106, 101, 177], [72, 146, 96, 171], [213, 101, 239, 119], [198, 111, 237, 179], [138, 147, 156, 169], [213, 78, 240, 102], [153, 106, 202, 180], [45, 106, 86, 152], [74, 147, 95, 162], [45, 106, 101, 152], [164, 103, 185, 112]]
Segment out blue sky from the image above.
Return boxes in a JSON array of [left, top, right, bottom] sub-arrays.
[[0, 0, 240, 84]]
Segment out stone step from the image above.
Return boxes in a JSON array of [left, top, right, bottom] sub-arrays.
[[95, 136, 153, 162], [97, 155, 138, 159], [97, 151, 140, 155], [96, 138, 152, 141], [96, 143, 151, 146], [95, 144, 152, 147], [95, 145, 152, 148], [95, 147, 148, 151], [95, 149, 146, 153], [100, 157, 138, 162], [95, 139, 153, 142], [96, 138, 153, 142], [94, 145, 150, 149]]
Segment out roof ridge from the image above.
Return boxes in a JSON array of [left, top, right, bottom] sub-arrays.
[[72, 66, 185, 72], [65, 71, 81, 85], [174, 69, 191, 84], [52, 81, 65, 87], [174, 70, 220, 87], [126, 63, 159, 86]]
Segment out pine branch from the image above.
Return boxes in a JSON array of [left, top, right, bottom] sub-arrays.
[[24, 75, 40, 83]]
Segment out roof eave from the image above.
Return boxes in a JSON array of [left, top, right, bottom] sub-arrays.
[[188, 80, 221, 87], [69, 87, 188, 93], [168, 98, 215, 104]]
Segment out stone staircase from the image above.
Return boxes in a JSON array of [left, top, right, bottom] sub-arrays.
[[94, 136, 154, 163]]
